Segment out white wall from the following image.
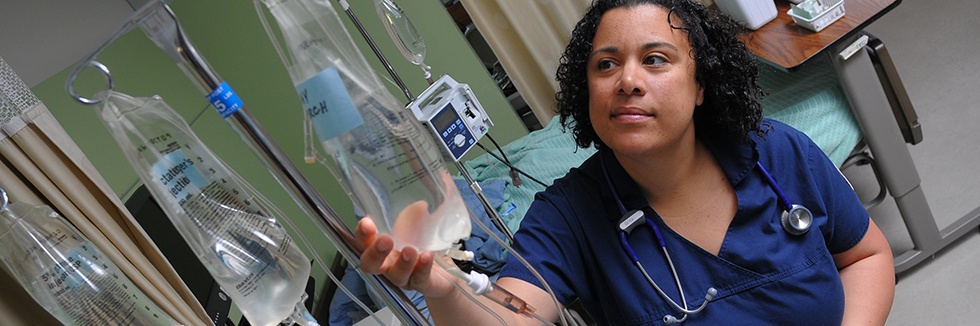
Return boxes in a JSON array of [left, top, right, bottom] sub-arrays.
[[0, 0, 134, 86]]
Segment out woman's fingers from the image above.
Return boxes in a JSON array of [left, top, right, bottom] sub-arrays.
[[407, 251, 435, 293], [354, 217, 378, 253], [387, 245, 421, 288], [357, 218, 395, 274], [355, 217, 443, 295]]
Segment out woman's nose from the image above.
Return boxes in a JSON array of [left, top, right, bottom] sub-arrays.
[[618, 62, 645, 95]]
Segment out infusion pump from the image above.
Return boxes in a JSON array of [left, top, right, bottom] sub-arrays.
[[409, 75, 493, 161]]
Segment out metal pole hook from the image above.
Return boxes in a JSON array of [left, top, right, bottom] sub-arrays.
[[66, 60, 114, 105], [63, 0, 174, 105]]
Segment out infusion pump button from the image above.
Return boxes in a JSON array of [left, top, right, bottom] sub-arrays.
[[454, 134, 466, 147]]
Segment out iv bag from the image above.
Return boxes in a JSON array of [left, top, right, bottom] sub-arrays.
[[374, 0, 426, 66], [96, 91, 317, 326], [0, 201, 179, 325], [255, 0, 471, 251]]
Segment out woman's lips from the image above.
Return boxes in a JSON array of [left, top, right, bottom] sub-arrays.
[[612, 107, 653, 121]]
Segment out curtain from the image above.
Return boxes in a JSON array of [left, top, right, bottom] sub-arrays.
[[459, 0, 591, 127], [0, 57, 209, 325], [458, 0, 716, 127]]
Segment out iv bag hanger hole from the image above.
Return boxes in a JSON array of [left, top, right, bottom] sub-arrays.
[[67, 60, 114, 105], [65, 0, 176, 105]]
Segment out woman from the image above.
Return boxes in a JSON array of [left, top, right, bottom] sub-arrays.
[[357, 0, 895, 324]]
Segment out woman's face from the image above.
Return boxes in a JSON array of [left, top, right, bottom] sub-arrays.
[[587, 4, 703, 158]]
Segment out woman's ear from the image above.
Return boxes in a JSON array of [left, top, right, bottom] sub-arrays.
[[696, 84, 705, 106]]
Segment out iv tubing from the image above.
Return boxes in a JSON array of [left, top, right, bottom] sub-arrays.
[[238, 169, 386, 326], [126, 2, 430, 325], [344, 10, 566, 317], [335, 0, 415, 101], [255, 0, 403, 216], [434, 254, 552, 326], [329, 0, 519, 246], [450, 195, 570, 326], [431, 256, 516, 326], [474, 143, 549, 188], [456, 161, 516, 243], [64, 2, 558, 325]]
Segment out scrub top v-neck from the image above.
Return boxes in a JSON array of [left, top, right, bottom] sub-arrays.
[[500, 119, 869, 325]]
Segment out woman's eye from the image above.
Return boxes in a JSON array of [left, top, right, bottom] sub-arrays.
[[596, 59, 616, 70], [644, 55, 667, 65]]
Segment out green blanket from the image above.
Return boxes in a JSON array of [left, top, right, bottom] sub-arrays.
[[759, 56, 862, 167]]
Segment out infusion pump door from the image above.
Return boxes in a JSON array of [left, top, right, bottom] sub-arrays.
[[409, 75, 493, 161]]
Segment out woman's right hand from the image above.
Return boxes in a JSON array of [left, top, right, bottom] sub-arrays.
[[354, 217, 459, 299]]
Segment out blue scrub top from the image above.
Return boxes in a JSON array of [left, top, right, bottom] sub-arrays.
[[500, 119, 869, 325]]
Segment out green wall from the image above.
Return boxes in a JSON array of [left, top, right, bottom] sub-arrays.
[[30, 0, 526, 319]]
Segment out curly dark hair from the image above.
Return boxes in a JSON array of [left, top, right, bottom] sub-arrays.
[[556, 0, 766, 149]]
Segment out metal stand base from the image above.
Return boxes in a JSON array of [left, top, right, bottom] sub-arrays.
[[830, 33, 980, 274]]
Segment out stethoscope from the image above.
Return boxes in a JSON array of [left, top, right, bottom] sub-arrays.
[[600, 155, 812, 324]]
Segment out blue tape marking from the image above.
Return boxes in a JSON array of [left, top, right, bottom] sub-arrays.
[[151, 150, 209, 201], [295, 66, 364, 140], [206, 81, 244, 119]]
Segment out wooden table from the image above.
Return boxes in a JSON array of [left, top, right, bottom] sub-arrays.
[[742, 0, 901, 71]]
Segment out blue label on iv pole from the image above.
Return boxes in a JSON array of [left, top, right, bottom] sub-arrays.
[[152, 151, 209, 202], [207, 81, 244, 119], [295, 67, 364, 141]]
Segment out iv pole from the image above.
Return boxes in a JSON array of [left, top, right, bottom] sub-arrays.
[[132, 2, 430, 325], [335, 0, 516, 243]]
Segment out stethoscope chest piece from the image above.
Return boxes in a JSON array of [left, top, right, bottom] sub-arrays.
[[781, 204, 812, 235]]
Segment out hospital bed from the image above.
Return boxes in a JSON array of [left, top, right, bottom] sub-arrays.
[[744, 0, 979, 276], [450, 31, 939, 286], [445, 0, 956, 280]]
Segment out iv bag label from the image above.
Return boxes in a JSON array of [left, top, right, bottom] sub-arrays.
[[37, 246, 104, 296], [32, 244, 176, 324], [296, 67, 364, 140], [207, 81, 244, 119], [152, 150, 209, 202]]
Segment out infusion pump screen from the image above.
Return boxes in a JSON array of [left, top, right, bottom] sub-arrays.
[[432, 104, 474, 159], [433, 104, 459, 132]]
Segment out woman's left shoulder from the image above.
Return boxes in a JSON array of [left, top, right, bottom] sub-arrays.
[[759, 118, 809, 138], [753, 118, 816, 153]]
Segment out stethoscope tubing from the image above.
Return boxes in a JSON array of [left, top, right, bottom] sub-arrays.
[[756, 162, 814, 235], [602, 155, 714, 321], [756, 162, 794, 211], [619, 222, 704, 314], [600, 153, 808, 322]]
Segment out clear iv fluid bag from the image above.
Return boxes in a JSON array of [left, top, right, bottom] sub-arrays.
[[0, 202, 179, 326], [96, 92, 315, 326], [374, 0, 426, 66], [257, 0, 470, 251]]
